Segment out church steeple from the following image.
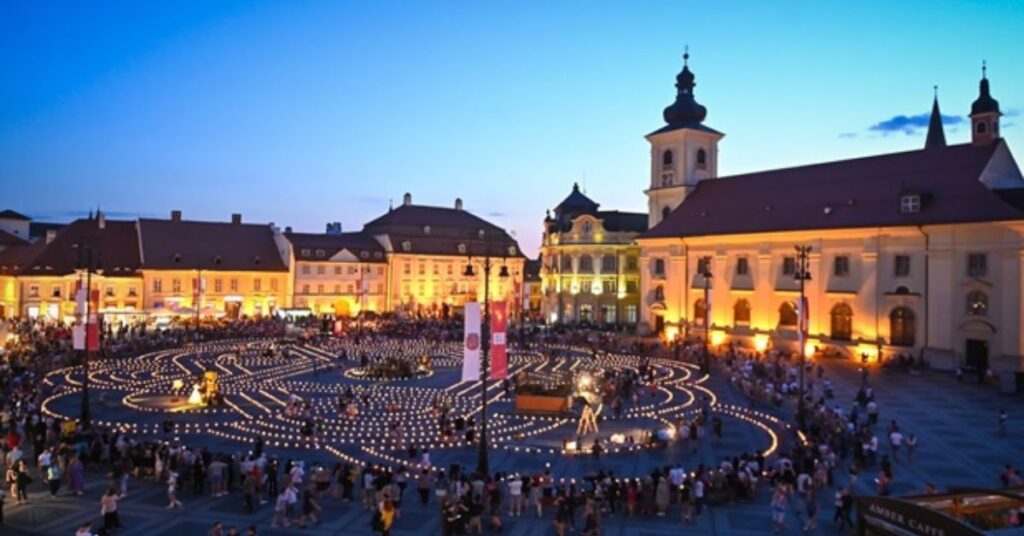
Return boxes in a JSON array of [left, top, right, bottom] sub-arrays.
[[925, 86, 946, 149], [970, 61, 1001, 146], [662, 47, 708, 127]]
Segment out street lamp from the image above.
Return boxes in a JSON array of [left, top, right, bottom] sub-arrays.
[[699, 256, 713, 375], [794, 245, 813, 431], [463, 231, 510, 477]]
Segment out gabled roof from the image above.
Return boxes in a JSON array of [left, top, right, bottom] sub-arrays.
[[363, 203, 523, 258], [0, 218, 142, 277], [643, 141, 1021, 239], [138, 218, 287, 272], [0, 230, 26, 247], [285, 232, 387, 263], [0, 209, 30, 221]]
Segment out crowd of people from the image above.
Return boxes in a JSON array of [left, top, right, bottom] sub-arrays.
[[1, 315, 1020, 534]]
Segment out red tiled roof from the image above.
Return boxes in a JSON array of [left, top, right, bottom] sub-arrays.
[[0, 218, 142, 276], [138, 218, 287, 272], [363, 204, 524, 258], [285, 232, 387, 263], [0, 241, 46, 275], [0, 230, 26, 247], [643, 141, 1021, 239]]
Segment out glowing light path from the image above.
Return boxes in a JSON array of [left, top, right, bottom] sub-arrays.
[[41, 338, 784, 480]]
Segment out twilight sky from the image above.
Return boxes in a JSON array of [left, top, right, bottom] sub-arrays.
[[2, 1, 1021, 257]]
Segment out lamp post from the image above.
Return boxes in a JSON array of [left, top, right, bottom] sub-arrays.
[[463, 232, 510, 477], [794, 245, 813, 431], [699, 256, 713, 375]]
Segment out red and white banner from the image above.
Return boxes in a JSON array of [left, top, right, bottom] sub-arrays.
[[489, 301, 508, 380], [87, 289, 100, 351], [72, 281, 86, 350], [462, 302, 481, 382]]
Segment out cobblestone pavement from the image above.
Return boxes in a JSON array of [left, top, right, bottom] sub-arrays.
[[4, 350, 1019, 535]]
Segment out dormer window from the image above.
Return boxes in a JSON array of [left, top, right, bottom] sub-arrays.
[[402, 241, 412, 252], [300, 248, 310, 257], [360, 251, 369, 259], [457, 243, 466, 254], [316, 249, 325, 257], [662, 150, 673, 168], [213, 255, 222, 265], [423, 225, 431, 235], [900, 194, 921, 214], [254, 256, 261, 265], [696, 148, 707, 169], [581, 222, 592, 234], [173, 253, 181, 264]]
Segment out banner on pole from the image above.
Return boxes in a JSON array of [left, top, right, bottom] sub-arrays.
[[462, 302, 481, 382], [73, 282, 86, 350], [489, 301, 508, 379], [87, 289, 100, 351]]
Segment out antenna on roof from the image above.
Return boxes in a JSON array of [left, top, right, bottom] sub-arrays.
[[388, 199, 393, 212]]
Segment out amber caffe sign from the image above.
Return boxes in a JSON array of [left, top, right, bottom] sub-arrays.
[[856, 496, 984, 536]]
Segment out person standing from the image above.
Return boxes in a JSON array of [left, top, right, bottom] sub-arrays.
[[998, 409, 1008, 437], [770, 485, 789, 535], [242, 474, 256, 514], [166, 471, 183, 509], [101, 488, 123, 531], [46, 462, 61, 497], [507, 475, 523, 516]]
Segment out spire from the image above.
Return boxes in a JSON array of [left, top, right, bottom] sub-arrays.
[[662, 47, 707, 127], [971, 60, 1001, 116], [925, 86, 946, 149]]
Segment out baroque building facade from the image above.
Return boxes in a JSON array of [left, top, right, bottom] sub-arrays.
[[540, 184, 646, 325], [637, 56, 1024, 391]]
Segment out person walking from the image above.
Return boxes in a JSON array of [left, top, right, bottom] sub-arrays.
[[46, 462, 61, 497], [771, 485, 789, 535], [101, 488, 124, 531], [998, 409, 1008, 437], [166, 471, 183, 509], [508, 474, 523, 516]]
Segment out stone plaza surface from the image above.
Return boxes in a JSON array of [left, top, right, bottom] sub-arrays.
[[5, 343, 1021, 535]]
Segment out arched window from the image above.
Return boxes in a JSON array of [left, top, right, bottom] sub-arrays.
[[733, 299, 751, 325], [662, 206, 671, 221], [966, 290, 988, 316], [977, 122, 987, 134], [694, 298, 707, 326], [830, 303, 853, 341], [890, 307, 916, 347], [662, 150, 674, 168], [696, 148, 707, 168], [654, 285, 665, 302], [778, 301, 798, 327]]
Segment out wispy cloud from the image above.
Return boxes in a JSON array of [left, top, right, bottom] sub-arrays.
[[487, 211, 506, 218], [867, 112, 964, 136]]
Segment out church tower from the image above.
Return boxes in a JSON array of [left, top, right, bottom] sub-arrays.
[[645, 50, 724, 228], [970, 62, 1001, 146]]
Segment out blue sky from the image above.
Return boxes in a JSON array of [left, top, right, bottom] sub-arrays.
[[2, 1, 1021, 256]]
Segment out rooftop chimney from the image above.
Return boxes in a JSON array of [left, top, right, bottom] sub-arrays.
[[171, 210, 182, 222], [455, 198, 463, 210], [231, 213, 242, 225], [403, 192, 412, 206], [285, 226, 293, 233], [45, 229, 57, 244]]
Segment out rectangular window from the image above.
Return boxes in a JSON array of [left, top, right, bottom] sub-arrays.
[[153, 279, 162, 293], [626, 305, 638, 324], [601, 256, 615, 273], [52, 286, 62, 298], [316, 265, 325, 275], [736, 257, 749, 276], [334, 284, 341, 294], [127, 287, 138, 298], [418, 263, 425, 275], [270, 279, 278, 292], [28, 285, 39, 298], [967, 253, 987, 278], [214, 279, 223, 293], [254, 279, 262, 292], [301, 265, 310, 275], [697, 257, 710, 275], [317, 284, 324, 294], [561, 256, 573, 272], [447, 264, 453, 275], [782, 257, 796, 276], [377, 266, 384, 276], [626, 256, 638, 271], [433, 264, 439, 275], [348, 266, 357, 275], [404, 263, 411, 275], [347, 283, 354, 294], [230, 279, 238, 292], [654, 258, 666, 276], [172, 279, 181, 293], [580, 256, 593, 272], [105, 286, 114, 298], [626, 280, 638, 294], [302, 284, 310, 294], [834, 255, 850, 277], [334, 266, 341, 275], [900, 194, 921, 214], [604, 279, 617, 294], [894, 255, 911, 277]]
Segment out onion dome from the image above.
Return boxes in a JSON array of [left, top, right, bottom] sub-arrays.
[[662, 50, 708, 126], [971, 62, 1001, 116]]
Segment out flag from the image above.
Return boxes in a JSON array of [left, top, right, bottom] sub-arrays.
[[462, 302, 481, 382], [72, 281, 86, 350], [86, 289, 100, 351], [489, 301, 508, 379]]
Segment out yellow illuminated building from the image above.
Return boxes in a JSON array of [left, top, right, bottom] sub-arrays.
[[540, 184, 645, 325]]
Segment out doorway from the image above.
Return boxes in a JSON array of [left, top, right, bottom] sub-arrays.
[[224, 301, 241, 320], [965, 339, 989, 373], [654, 315, 665, 334]]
